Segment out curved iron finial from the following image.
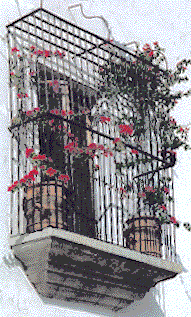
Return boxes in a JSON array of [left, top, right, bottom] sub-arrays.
[[68, 3, 112, 40]]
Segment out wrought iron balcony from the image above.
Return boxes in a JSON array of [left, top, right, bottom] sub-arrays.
[[7, 7, 182, 313]]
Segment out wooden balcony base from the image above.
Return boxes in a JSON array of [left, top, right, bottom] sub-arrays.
[[9, 227, 183, 312]]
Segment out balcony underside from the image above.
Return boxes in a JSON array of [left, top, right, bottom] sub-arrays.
[[9, 227, 182, 312]]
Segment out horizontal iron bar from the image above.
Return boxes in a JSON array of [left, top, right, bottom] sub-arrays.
[[6, 7, 41, 28], [10, 26, 108, 73], [9, 112, 166, 163], [6, 8, 166, 75], [10, 33, 100, 91]]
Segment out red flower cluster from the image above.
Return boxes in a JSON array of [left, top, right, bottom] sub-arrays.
[[17, 93, 28, 99], [145, 186, 156, 193], [113, 138, 121, 144], [26, 110, 33, 116], [88, 143, 97, 150], [54, 50, 66, 58], [11, 47, 19, 54], [50, 108, 60, 115], [8, 168, 39, 192], [142, 43, 154, 58], [119, 124, 133, 136], [58, 174, 70, 183], [131, 149, 139, 155], [49, 80, 60, 93], [170, 216, 178, 224], [46, 167, 57, 177], [138, 192, 146, 198], [25, 148, 34, 158], [158, 205, 167, 211], [164, 187, 170, 194], [120, 187, 127, 194], [8, 181, 19, 192], [64, 142, 76, 153], [29, 46, 66, 59], [32, 154, 46, 161], [100, 116, 111, 123]]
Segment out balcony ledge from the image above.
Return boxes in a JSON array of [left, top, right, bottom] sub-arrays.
[[9, 227, 183, 312]]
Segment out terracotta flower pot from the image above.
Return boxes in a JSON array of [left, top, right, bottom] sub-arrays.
[[24, 181, 67, 233], [124, 216, 162, 257]]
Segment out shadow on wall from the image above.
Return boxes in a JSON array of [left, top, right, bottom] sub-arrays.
[[40, 287, 165, 317]]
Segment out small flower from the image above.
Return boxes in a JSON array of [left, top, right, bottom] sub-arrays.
[[164, 187, 170, 194], [10, 72, 15, 76], [19, 178, 27, 184], [131, 149, 139, 155], [30, 168, 39, 175], [44, 50, 52, 57], [26, 110, 33, 116], [68, 132, 74, 138], [119, 124, 133, 136], [68, 110, 74, 115], [95, 164, 100, 170], [64, 142, 75, 149], [61, 110, 67, 116], [54, 109, 60, 115], [153, 41, 159, 46], [49, 119, 54, 125], [46, 167, 57, 177], [100, 116, 111, 123], [158, 205, 167, 211], [145, 186, 156, 193], [37, 50, 44, 56], [34, 107, 40, 112], [40, 165, 46, 169], [113, 138, 121, 144], [148, 50, 154, 57], [11, 47, 19, 53], [88, 143, 97, 150], [170, 216, 178, 224], [8, 185, 14, 192], [30, 46, 36, 51], [138, 192, 146, 198], [25, 148, 34, 158], [97, 144, 105, 150], [48, 157, 53, 162], [120, 187, 127, 193]]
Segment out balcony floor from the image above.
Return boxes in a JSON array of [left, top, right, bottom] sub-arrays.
[[9, 227, 183, 312]]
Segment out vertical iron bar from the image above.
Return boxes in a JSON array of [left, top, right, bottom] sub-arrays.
[[7, 30, 13, 235]]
